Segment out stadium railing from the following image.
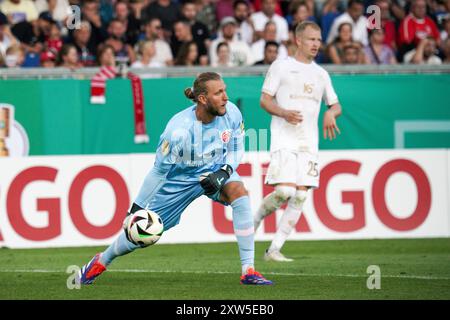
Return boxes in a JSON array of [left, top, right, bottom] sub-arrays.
[[1, 64, 449, 80]]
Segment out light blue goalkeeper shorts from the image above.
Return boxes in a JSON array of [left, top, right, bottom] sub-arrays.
[[134, 171, 242, 231]]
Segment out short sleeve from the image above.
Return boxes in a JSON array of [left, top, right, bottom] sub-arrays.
[[224, 103, 245, 171], [262, 60, 282, 97], [322, 71, 339, 106]]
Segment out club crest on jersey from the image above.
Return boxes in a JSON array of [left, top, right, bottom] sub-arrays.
[[161, 140, 170, 156], [221, 130, 231, 143]]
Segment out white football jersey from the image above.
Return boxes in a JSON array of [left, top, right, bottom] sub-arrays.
[[262, 57, 339, 154]]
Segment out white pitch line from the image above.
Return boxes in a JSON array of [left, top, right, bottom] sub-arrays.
[[0, 269, 449, 281]]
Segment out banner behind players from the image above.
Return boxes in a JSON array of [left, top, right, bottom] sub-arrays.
[[0, 150, 448, 248]]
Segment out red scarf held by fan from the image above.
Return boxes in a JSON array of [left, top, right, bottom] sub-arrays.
[[90, 66, 149, 144]]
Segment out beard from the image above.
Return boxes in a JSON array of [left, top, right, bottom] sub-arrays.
[[206, 103, 226, 116], [235, 16, 245, 23]]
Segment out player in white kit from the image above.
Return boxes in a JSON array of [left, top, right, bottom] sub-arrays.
[[254, 21, 342, 262]]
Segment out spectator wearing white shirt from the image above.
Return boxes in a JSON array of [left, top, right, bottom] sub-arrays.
[[209, 16, 254, 66], [141, 17, 173, 66], [35, 0, 71, 24], [326, 0, 368, 46], [132, 40, 164, 78], [211, 41, 232, 67], [250, 0, 289, 44], [404, 37, 442, 65], [233, 0, 254, 45], [0, 0, 38, 25], [0, 11, 18, 56], [132, 40, 164, 68], [253, 40, 279, 65], [251, 21, 287, 62]]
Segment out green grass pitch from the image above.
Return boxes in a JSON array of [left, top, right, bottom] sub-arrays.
[[0, 238, 449, 300]]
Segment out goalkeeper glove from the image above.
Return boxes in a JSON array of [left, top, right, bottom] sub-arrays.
[[199, 164, 233, 196]]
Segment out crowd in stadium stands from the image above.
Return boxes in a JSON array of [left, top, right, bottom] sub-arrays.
[[0, 0, 450, 69]]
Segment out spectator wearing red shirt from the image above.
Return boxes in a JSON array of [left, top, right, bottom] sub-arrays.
[[399, 0, 440, 48], [251, 0, 283, 16], [46, 22, 62, 54], [375, 0, 398, 51]]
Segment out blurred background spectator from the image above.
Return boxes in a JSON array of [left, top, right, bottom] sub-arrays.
[[373, 0, 399, 51], [104, 18, 136, 65], [40, 48, 56, 67], [171, 19, 208, 65], [341, 42, 361, 64], [174, 39, 199, 65], [142, 0, 181, 40], [364, 28, 397, 64], [181, 0, 210, 52], [97, 43, 116, 67], [209, 16, 254, 66], [113, 0, 141, 46], [320, 0, 344, 42], [233, 0, 254, 45], [251, 20, 287, 61], [0, 10, 18, 56], [140, 17, 173, 66], [216, 0, 235, 23], [35, 0, 71, 25], [327, 0, 368, 46], [398, 0, 440, 59], [326, 22, 365, 64], [4, 43, 24, 67], [0, 0, 447, 69], [403, 36, 442, 64], [57, 43, 81, 69], [253, 40, 279, 64], [442, 37, 450, 63], [0, 0, 38, 25], [195, 0, 217, 36], [251, 0, 289, 44], [131, 40, 164, 77], [81, 0, 108, 51], [212, 41, 232, 66], [72, 20, 96, 66]]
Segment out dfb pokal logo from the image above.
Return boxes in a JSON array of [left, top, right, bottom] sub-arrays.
[[0, 104, 29, 157]]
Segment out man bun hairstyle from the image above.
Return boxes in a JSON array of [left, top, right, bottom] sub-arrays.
[[184, 87, 195, 100], [184, 72, 222, 102]]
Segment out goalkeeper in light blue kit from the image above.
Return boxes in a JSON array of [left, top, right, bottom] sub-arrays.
[[78, 72, 272, 285]]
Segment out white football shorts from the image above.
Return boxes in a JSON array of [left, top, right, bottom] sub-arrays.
[[265, 149, 320, 188]]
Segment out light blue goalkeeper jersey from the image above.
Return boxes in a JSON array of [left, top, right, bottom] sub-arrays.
[[134, 101, 245, 230]]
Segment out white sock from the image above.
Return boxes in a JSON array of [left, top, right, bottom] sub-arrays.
[[254, 185, 296, 229], [269, 190, 307, 252]]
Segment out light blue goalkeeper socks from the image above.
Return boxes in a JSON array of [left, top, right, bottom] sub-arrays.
[[99, 231, 140, 266], [231, 195, 255, 274]]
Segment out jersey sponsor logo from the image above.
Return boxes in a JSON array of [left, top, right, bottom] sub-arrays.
[[221, 130, 231, 143], [161, 140, 170, 156], [289, 94, 320, 103]]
